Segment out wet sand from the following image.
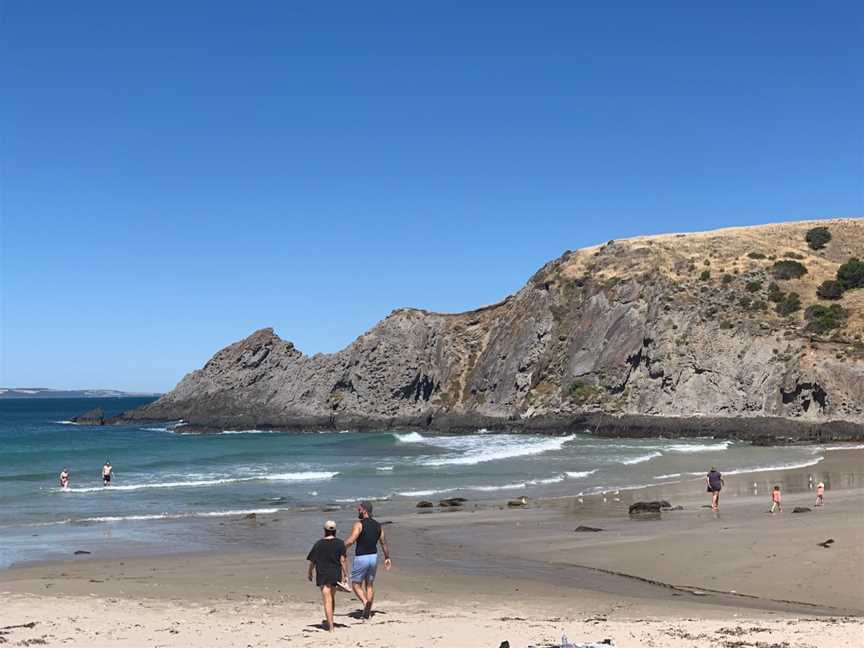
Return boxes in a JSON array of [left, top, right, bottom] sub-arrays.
[[1, 449, 862, 646]]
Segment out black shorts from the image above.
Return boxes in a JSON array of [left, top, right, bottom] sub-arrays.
[[103, 475, 111, 483], [316, 570, 341, 588]]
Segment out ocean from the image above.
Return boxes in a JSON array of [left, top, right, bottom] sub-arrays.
[[0, 397, 847, 567]]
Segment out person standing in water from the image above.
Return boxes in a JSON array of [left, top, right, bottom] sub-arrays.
[[345, 501, 392, 619], [706, 467, 724, 511], [58, 468, 70, 489], [306, 520, 348, 633], [102, 461, 113, 486]]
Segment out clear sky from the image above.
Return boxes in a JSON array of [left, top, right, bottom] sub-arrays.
[[1, 2, 862, 392]]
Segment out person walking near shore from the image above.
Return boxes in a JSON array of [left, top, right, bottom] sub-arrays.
[[706, 467, 724, 511], [102, 461, 113, 486], [770, 485, 783, 513], [58, 468, 70, 489], [815, 481, 825, 506], [306, 520, 349, 633], [345, 501, 392, 619]]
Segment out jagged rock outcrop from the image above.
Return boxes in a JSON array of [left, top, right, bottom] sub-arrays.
[[123, 219, 864, 438]]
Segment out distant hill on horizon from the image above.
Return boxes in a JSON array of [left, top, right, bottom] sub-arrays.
[[0, 388, 162, 399]]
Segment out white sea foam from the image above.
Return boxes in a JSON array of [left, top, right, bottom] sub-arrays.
[[653, 473, 683, 479], [376, 466, 394, 471], [724, 456, 824, 476], [619, 451, 662, 465], [397, 474, 567, 497], [53, 420, 75, 425], [56, 471, 338, 493], [393, 432, 426, 443], [261, 471, 338, 482], [73, 508, 283, 524], [142, 426, 169, 432], [816, 443, 864, 451], [565, 469, 598, 479], [667, 441, 732, 453], [221, 429, 274, 435], [421, 434, 576, 467]]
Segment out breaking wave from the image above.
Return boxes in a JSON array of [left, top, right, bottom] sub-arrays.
[[57, 471, 338, 493]]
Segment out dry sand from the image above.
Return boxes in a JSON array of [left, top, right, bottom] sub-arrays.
[[1, 449, 863, 647]]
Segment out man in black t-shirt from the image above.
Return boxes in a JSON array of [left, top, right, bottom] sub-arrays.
[[306, 520, 348, 632]]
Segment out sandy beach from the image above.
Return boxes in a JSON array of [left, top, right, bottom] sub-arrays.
[[2, 449, 863, 647]]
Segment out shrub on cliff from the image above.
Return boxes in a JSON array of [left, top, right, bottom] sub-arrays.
[[771, 260, 807, 280], [816, 280, 844, 300], [805, 304, 848, 334], [747, 251, 766, 260], [567, 381, 601, 404], [767, 282, 784, 303], [805, 226, 831, 250], [775, 292, 801, 316], [745, 280, 762, 292], [837, 257, 864, 290], [699, 270, 711, 281]]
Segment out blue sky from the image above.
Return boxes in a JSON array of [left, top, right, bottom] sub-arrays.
[[1, 2, 861, 392]]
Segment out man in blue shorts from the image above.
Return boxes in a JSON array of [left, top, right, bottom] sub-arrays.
[[345, 501, 392, 619]]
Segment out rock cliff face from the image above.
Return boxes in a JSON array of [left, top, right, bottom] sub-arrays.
[[125, 219, 864, 438]]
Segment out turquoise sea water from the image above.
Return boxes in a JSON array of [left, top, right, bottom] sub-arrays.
[[0, 397, 851, 566]]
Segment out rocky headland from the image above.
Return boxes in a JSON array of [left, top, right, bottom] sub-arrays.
[[118, 219, 864, 440]]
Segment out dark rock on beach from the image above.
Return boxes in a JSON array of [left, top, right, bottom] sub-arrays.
[[73, 550, 91, 555], [416, 501, 434, 508], [107, 221, 863, 437], [439, 498, 466, 507], [629, 501, 669, 515], [792, 507, 811, 513], [574, 526, 604, 532], [507, 497, 528, 508]]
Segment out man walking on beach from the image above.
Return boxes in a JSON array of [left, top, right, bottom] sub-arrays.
[[102, 461, 113, 486], [345, 501, 392, 619], [706, 467, 724, 511], [306, 520, 348, 633]]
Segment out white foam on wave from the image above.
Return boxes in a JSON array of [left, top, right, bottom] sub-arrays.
[[56, 471, 338, 493], [724, 456, 824, 476], [53, 420, 75, 425], [667, 441, 732, 453], [816, 443, 864, 451], [221, 429, 275, 435], [376, 466, 394, 471], [421, 434, 577, 467], [393, 432, 426, 443], [565, 469, 598, 479], [142, 426, 169, 432], [75, 508, 283, 524], [619, 451, 662, 465], [397, 473, 569, 497]]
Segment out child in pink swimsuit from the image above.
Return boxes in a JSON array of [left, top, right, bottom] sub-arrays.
[[770, 485, 782, 513], [815, 482, 825, 506]]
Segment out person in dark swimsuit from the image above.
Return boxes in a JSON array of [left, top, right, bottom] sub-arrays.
[[706, 467, 724, 511], [345, 500, 391, 619], [306, 520, 348, 632]]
